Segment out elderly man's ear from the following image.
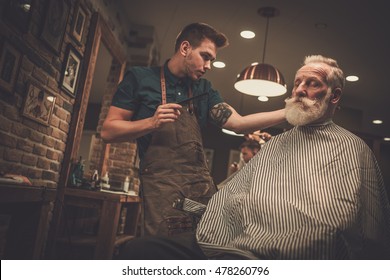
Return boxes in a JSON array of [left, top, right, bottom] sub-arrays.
[[330, 88, 342, 104]]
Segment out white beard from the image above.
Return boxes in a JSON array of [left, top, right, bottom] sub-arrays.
[[285, 92, 331, 126]]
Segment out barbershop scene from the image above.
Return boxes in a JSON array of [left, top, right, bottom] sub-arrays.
[[1, 0, 390, 261]]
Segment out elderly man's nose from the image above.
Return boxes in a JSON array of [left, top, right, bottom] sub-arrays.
[[295, 84, 307, 97]]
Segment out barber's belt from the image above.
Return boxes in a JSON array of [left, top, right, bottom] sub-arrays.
[[172, 198, 206, 217]]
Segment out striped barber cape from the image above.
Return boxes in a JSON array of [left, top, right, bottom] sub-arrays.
[[196, 122, 390, 259]]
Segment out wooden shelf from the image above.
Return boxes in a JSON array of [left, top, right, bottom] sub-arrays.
[[56, 188, 141, 259], [65, 187, 141, 203], [0, 183, 56, 203], [0, 183, 56, 259]]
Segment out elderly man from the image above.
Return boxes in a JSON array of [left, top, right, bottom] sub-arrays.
[[119, 55, 390, 259]]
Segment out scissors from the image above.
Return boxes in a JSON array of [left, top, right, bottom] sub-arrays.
[[176, 92, 208, 104]]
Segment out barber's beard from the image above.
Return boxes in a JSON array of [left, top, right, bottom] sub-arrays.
[[184, 54, 200, 81], [285, 92, 331, 126]]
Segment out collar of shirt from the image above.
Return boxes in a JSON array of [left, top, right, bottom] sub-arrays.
[[163, 60, 191, 88], [305, 119, 333, 127]]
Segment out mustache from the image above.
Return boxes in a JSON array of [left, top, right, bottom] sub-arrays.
[[285, 96, 318, 107]]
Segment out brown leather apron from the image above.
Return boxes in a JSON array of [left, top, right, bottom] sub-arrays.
[[139, 67, 217, 236]]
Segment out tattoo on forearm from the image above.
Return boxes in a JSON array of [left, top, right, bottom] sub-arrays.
[[210, 103, 232, 127]]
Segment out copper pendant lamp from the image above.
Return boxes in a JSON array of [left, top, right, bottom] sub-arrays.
[[234, 7, 287, 97]]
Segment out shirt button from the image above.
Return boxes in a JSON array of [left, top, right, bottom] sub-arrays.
[[177, 92, 181, 96]]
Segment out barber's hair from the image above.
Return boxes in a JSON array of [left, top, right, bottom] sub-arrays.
[[174, 22, 229, 52], [304, 55, 345, 90], [239, 140, 261, 152]]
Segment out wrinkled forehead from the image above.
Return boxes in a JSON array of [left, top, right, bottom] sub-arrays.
[[295, 63, 330, 83]]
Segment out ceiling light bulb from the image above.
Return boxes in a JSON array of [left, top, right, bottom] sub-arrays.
[[384, 137, 390, 142], [346, 75, 359, 82], [213, 61, 226, 68], [240, 30, 255, 39], [372, 119, 383, 124], [258, 96, 269, 102]]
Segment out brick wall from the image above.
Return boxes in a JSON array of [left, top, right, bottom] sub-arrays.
[[0, 0, 80, 188], [0, 0, 153, 189]]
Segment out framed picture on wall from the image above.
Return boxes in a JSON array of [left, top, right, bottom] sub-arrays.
[[71, 3, 88, 45], [40, 0, 70, 54], [61, 45, 82, 97], [22, 82, 56, 126], [0, 41, 22, 93]]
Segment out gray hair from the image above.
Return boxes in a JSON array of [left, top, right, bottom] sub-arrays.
[[304, 55, 345, 89]]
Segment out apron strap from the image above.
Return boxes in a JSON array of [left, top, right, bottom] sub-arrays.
[[160, 65, 167, 105]]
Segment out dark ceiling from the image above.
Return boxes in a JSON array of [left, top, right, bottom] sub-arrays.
[[118, 0, 389, 139]]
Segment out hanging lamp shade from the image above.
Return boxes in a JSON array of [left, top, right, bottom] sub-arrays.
[[234, 63, 286, 96], [235, 7, 287, 97]]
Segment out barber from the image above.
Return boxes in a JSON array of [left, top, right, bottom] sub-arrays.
[[101, 22, 285, 237]]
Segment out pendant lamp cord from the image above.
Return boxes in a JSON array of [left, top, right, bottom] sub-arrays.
[[262, 16, 270, 63]]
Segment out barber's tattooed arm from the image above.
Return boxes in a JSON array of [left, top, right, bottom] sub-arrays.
[[210, 103, 233, 127]]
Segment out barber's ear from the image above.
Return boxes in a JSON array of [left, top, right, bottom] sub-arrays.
[[180, 41, 191, 57], [330, 88, 342, 104]]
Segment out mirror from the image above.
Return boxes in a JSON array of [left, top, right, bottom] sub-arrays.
[[75, 14, 128, 185], [46, 12, 135, 258], [46, 12, 127, 257], [77, 42, 112, 174], [63, 12, 126, 188]]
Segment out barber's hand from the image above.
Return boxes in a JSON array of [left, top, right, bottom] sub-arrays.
[[152, 103, 182, 129], [258, 132, 272, 142], [247, 130, 272, 143]]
